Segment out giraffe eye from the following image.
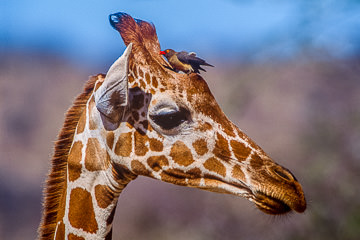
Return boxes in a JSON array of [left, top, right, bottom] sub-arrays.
[[150, 107, 190, 130]]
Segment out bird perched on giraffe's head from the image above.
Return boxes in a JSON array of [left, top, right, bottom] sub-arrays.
[[160, 49, 214, 74]]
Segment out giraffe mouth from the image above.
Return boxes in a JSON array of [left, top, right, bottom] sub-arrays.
[[193, 175, 295, 215], [252, 192, 292, 215], [196, 178, 294, 215], [161, 170, 302, 215]]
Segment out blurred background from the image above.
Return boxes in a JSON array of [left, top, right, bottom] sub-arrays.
[[1, 0, 360, 239]]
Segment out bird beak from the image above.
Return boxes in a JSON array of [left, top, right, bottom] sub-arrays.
[[159, 51, 166, 55]]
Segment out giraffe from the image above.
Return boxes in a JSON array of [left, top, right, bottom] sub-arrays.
[[38, 12, 306, 240]]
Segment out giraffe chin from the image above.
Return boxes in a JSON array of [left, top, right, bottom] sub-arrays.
[[252, 192, 291, 215]]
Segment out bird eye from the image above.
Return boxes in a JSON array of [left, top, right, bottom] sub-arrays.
[[166, 49, 169, 53], [150, 107, 190, 130]]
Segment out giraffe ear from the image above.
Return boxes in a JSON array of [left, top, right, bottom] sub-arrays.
[[94, 43, 133, 130]]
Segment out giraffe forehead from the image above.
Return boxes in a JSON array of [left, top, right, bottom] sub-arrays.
[[164, 75, 237, 138], [128, 64, 168, 94]]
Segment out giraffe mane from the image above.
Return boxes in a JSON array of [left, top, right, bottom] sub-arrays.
[[38, 74, 104, 239]]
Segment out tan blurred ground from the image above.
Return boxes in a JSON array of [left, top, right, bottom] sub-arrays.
[[1, 52, 359, 240]]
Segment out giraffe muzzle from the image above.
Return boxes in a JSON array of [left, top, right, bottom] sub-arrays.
[[250, 165, 307, 214]]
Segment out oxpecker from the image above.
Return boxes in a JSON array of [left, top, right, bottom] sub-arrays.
[[160, 49, 214, 74]]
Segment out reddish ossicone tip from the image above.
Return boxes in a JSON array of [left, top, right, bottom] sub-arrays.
[[159, 51, 166, 55]]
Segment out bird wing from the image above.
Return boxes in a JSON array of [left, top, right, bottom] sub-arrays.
[[177, 51, 214, 67]]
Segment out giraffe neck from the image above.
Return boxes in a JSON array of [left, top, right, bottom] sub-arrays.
[[57, 84, 137, 240], [39, 76, 137, 240]]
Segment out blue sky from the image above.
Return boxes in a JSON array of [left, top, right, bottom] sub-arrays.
[[1, 0, 360, 66]]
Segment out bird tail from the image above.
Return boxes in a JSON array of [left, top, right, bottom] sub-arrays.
[[202, 62, 214, 67], [198, 66, 206, 72]]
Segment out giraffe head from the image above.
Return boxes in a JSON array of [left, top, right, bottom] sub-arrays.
[[95, 12, 306, 215]]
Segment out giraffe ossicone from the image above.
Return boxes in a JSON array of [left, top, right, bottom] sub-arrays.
[[39, 12, 306, 240]]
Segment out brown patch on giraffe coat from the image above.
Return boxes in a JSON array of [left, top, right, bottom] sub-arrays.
[[68, 141, 83, 182], [114, 132, 132, 157], [164, 167, 204, 180], [85, 138, 110, 171], [112, 164, 137, 186], [188, 178, 201, 186], [187, 167, 202, 177], [76, 112, 86, 134], [94, 184, 115, 209], [54, 221, 65, 240], [132, 82, 139, 89], [88, 97, 97, 130], [128, 75, 135, 83], [134, 131, 149, 156], [196, 122, 212, 132], [147, 155, 169, 171], [204, 157, 226, 177], [131, 93, 144, 110], [236, 128, 262, 152], [145, 72, 151, 84], [139, 79, 146, 89], [216, 118, 235, 138], [232, 165, 245, 180], [192, 138, 208, 156], [131, 160, 151, 176], [106, 132, 115, 150], [230, 140, 251, 162], [68, 233, 85, 240], [160, 171, 187, 186], [69, 188, 98, 233], [151, 99, 157, 105], [186, 168, 202, 186], [138, 67, 144, 78], [204, 178, 223, 190], [213, 133, 231, 161], [235, 127, 245, 139], [152, 76, 158, 88], [149, 138, 163, 152], [170, 141, 195, 167], [163, 168, 190, 178], [250, 153, 264, 171]]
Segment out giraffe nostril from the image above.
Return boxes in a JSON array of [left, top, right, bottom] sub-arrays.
[[271, 166, 296, 182]]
